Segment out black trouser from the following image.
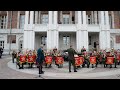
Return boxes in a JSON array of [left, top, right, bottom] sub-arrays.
[[28, 63, 34, 68], [38, 62, 43, 74], [69, 60, 76, 72], [17, 63, 24, 69], [12, 57, 14, 63], [0, 52, 2, 58]]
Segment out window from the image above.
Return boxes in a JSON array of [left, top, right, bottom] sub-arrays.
[[7, 35, 16, 43], [41, 36, 47, 45], [116, 35, 120, 43], [0, 41, 4, 48], [89, 36, 91, 45], [0, 15, 7, 29], [41, 14, 48, 24], [87, 15, 91, 24], [63, 15, 70, 24], [63, 36, 70, 45], [19, 14, 25, 29]]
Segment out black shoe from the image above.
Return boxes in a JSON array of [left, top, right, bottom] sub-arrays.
[[41, 71, 45, 73], [69, 71, 71, 72], [39, 72, 44, 74], [74, 71, 77, 72], [19, 67, 22, 69]]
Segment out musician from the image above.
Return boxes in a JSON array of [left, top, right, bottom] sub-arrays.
[[64, 45, 77, 72], [0, 46, 3, 58], [52, 47, 58, 66], [36, 45, 45, 74], [81, 46, 86, 53], [104, 51, 115, 68], [63, 52, 68, 61], [12, 50, 17, 63], [98, 50, 103, 64], [90, 50, 98, 68], [45, 52, 52, 68], [28, 50, 34, 68], [83, 51, 90, 68], [16, 51, 23, 69]]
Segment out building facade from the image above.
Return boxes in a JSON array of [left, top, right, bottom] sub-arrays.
[[0, 11, 120, 54]]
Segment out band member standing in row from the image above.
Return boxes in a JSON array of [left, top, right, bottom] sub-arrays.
[[12, 50, 17, 63], [64, 45, 77, 72], [0, 46, 3, 58]]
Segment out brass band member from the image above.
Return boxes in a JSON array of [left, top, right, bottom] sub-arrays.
[[12, 50, 17, 63]]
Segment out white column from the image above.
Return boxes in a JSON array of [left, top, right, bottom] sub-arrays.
[[54, 11, 57, 25], [60, 11, 63, 24], [102, 31, 106, 50], [83, 31, 88, 51], [105, 11, 110, 29], [29, 31, 32, 49], [77, 11, 82, 51], [54, 30, 56, 48], [31, 31, 35, 50], [49, 11, 53, 24], [75, 11, 78, 24], [82, 11, 88, 50], [30, 11, 34, 24], [25, 11, 29, 24], [111, 11, 114, 29], [23, 31, 27, 49], [91, 11, 94, 24], [81, 31, 84, 48], [76, 30, 82, 51], [70, 11, 72, 24], [86, 31, 88, 51], [106, 31, 110, 49], [76, 31, 79, 51], [78, 11, 82, 25], [35, 11, 38, 24], [53, 11, 58, 49], [100, 11, 105, 29], [17, 11, 20, 29], [54, 30, 59, 49], [94, 11, 98, 25], [99, 31, 103, 49], [83, 11, 87, 25], [38, 11, 41, 24], [47, 30, 51, 51]]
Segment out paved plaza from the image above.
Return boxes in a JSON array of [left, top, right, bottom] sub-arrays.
[[1, 55, 120, 79]]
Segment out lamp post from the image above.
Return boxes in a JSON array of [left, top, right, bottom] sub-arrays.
[[9, 11, 12, 55]]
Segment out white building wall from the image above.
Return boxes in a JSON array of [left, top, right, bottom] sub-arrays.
[[2, 11, 120, 54], [0, 29, 23, 54]]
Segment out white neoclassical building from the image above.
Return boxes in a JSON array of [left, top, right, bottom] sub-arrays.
[[0, 11, 120, 54], [24, 11, 118, 52]]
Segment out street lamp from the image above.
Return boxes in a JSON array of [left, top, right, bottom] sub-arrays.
[[9, 11, 12, 55]]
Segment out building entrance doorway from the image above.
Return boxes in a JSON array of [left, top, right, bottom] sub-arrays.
[[88, 32, 99, 51]]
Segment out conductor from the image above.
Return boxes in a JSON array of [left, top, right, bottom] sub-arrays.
[[64, 45, 77, 72]]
